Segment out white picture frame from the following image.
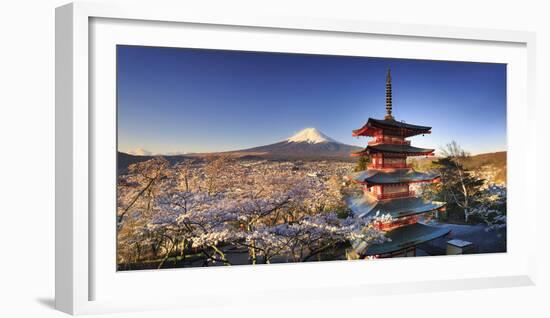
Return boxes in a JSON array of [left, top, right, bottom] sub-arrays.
[[55, 1, 537, 315]]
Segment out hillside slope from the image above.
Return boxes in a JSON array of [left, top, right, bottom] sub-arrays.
[[411, 151, 506, 184]]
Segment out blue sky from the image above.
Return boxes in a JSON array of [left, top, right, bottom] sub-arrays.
[[117, 45, 506, 155]]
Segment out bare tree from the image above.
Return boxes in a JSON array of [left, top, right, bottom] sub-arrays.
[[435, 141, 483, 222]]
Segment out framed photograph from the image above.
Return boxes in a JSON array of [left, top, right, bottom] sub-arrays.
[[56, 2, 537, 315]]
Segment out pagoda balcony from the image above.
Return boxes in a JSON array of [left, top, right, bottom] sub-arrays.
[[368, 163, 411, 169], [377, 191, 415, 200], [374, 215, 419, 231], [368, 139, 410, 146]]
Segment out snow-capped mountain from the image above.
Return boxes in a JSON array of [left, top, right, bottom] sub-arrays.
[[286, 128, 337, 144], [118, 128, 362, 169], [234, 128, 361, 160]]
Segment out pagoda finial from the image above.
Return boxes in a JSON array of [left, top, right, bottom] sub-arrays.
[[384, 68, 394, 120]]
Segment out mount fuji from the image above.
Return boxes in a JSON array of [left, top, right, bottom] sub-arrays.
[[118, 128, 362, 170], [286, 127, 337, 144], [229, 128, 362, 160]]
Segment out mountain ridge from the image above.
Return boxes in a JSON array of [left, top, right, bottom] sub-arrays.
[[221, 128, 360, 160], [118, 128, 361, 170]]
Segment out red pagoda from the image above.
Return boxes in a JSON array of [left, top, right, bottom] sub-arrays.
[[349, 69, 449, 258]]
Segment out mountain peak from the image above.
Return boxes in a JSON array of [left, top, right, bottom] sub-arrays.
[[127, 148, 153, 156], [287, 128, 337, 144]]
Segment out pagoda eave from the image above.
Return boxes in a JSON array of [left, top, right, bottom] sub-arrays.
[[350, 150, 368, 157], [368, 144, 435, 155], [363, 177, 440, 186], [347, 195, 446, 220], [352, 169, 441, 185], [352, 125, 378, 137], [352, 145, 435, 157], [353, 223, 451, 256], [352, 118, 432, 138]]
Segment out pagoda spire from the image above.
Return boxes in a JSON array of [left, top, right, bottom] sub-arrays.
[[384, 68, 394, 120]]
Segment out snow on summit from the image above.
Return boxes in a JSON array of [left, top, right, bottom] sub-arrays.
[[287, 128, 338, 144], [128, 148, 153, 156]]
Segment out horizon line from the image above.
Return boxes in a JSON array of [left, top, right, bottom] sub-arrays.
[[119, 147, 508, 157]]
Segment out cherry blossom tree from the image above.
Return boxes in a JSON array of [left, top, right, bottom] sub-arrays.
[[469, 184, 506, 231], [116, 157, 170, 266], [116, 156, 386, 269]]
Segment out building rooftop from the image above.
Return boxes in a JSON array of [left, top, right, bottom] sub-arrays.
[[447, 239, 473, 248], [352, 169, 440, 185], [352, 222, 451, 256], [347, 194, 445, 219]]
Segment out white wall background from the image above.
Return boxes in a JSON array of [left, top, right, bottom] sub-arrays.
[[0, 0, 548, 317]]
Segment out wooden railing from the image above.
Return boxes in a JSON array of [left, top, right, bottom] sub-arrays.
[[368, 139, 410, 146], [377, 191, 415, 200], [368, 163, 411, 169], [374, 215, 419, 231]]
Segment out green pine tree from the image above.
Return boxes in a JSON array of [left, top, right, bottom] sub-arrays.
[[354, 156, 369, 172]]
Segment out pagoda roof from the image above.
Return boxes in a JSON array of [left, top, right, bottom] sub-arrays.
[[346, 195, 446, 219], [352, 222, 450, 256], [352, 118, 432, 137], [352, 169, 440, 185], [351, 144, 435, 157]]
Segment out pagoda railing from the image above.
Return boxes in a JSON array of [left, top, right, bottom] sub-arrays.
[[368, 163, 411, 169], [377, 191, 415, 200], [368, 139, 411, 146], [374, 215, 420, 231]]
